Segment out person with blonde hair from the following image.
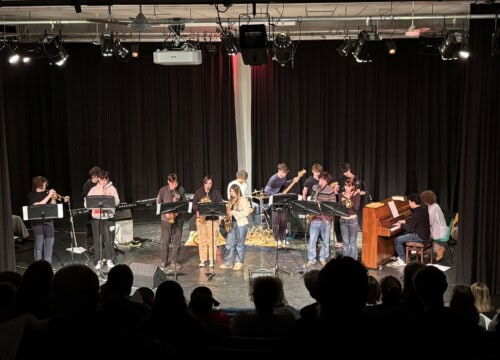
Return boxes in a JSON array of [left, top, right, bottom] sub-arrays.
[[470, 282, 496, 330], [420, 190, 448, 261]]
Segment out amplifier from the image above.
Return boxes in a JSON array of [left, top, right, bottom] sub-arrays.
[[248, 267, 276, 294]]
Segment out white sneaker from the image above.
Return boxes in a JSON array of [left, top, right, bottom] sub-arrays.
[[277, 240, 282, 246], [390, 258, 406, 267], [94, 261, 102, 270], [107, 260, 115, 269], [198, 262, 206, 267], [209, 261, 214, 268]]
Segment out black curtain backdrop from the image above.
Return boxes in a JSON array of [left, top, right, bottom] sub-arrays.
[[3, 43, 237, 213], [455, 4, 500, 294], [251, 39, 463, 214]]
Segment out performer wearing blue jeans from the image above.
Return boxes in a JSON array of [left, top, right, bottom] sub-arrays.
[[339, 177, 361, 260], [220, 185, 250, 271], [390, 193, 430, 267]]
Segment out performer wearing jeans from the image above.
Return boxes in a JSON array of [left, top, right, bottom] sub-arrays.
[[307, 172, 337, 267], [28, 176, 68, 264], [339, 177, 361, 260], [81, 166, 101, 254], [86, 170, 120, 270], [157, 173, 186, 269], [220, 185, 250, 271], [390, 193, 430, 267]]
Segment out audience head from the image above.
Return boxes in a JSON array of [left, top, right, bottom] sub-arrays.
[[0, 270, 22, 289], [251, 276, 286, 315], [189, 286, 220, 314], [51, 264, 99, 319], [366, 275, 381, 305], [134, 287, 155, 308], [380, 275, 402, 306], [106, 264, 134, 297], [153, 280, 187, 316], [303, 269, 320, 301], [450, 285, 480, 330], [413, 266, 447, 309], [317, 256, 368, 319], [470, 282, 493, 313]]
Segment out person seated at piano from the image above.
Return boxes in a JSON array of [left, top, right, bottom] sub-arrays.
[[157, 173, 187, 270], [390, 193, 430, 267], [85, 170, 120, 271], [339, 177, 361, 260], [264, 163, 299, 246], [227, 169, 259, 226], [420, 190, 448, 261], [307, 171, 337, 267]]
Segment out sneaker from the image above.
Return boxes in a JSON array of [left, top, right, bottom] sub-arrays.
[[305, 261, 316, 268], [284, 240, 290, 245], [198, 262, 206, 267], [209, 261, 214, 268], [319, 259, 327, 266], [171, 262, 182, 269], [219, 264, 232, 269], [94, 261, 102, 270], [389, 258, 406, 267], [277, 240, 282, 246], [233, 262, 243, 271], [161, 262, 167, 269], [107, 260, 115, 269]]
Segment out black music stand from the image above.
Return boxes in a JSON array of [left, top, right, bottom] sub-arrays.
[[269, 193, 298, 276], [320, 201, 349, 217], [65, 199, 90, 264], [23, 204, 65, 267], [291, 200, 321, 274], [198, 202, 226, 280], [85, 195, 116, 278], [157, 201, 189, 280]]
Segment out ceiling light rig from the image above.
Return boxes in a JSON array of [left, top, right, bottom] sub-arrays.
[[352, 28, 381, 63], [272, 32, 295, 67], [439, 30, 468, 60], [42, 34, 69, 66], [220, 29, 240, 56]]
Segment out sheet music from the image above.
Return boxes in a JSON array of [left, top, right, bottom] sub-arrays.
[[387, 200, 400, 218]]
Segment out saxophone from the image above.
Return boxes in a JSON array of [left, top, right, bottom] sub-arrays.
[[168, 189, 180, 224], [306, 186, 322, 224], [224, 201, 234, 232], [199, 192, 211, 224], [342, 195, 353, 209]]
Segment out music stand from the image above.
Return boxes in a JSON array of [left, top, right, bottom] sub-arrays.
[[65, 199, 90, 264], [320, 201, 349, 217], [22, 204, 64, 267], [269, 193, 298, 276], [198, 202, 227, 280], [291, 200, 321, 274], [157, 201, 189, 280], [85, 195, 116, 278]]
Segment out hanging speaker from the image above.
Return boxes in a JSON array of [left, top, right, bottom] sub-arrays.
[[239, 24, 268, 65], [129, 262, 166, 288]]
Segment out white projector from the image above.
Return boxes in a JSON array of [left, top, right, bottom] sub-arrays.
[[153, 49, 202, 65]]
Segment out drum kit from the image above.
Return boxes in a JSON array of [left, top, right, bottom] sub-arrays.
[[248, 189, 273, 240]]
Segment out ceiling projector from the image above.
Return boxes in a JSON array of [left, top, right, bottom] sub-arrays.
[[153, 48, 202, 65]]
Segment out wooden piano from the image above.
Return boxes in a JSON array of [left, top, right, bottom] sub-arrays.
[[361, 196, 411, 269]]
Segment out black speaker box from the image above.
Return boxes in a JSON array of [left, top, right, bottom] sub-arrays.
[[240, 24, 268, 65], [289, 211, 308, 235], [130, 262, 166, 288]]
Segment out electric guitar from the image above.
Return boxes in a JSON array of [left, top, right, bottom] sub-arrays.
[[282, 169, 306, 194]]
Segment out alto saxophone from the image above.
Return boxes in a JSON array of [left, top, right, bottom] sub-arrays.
[[168, 189, 180, 224], [199, 192, 211, 224], [342, 197, 353, 209], [224, 202, 233, 232], [306, 186, 322, 224]]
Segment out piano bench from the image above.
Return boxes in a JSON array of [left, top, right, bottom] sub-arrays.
[[405, 240, 433, 264]]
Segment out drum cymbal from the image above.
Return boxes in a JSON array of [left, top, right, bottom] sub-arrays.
[[252, 189, 264, 195], [252, 194, 269, 200]]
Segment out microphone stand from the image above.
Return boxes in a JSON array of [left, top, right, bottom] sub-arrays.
[[67, 199, 90, 264]]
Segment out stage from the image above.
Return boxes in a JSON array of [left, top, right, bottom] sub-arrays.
[[14, 206, 458, 311]]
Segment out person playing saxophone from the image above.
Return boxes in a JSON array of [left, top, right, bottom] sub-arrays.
[[306, 171, 337, 268], [157, 173, 187, 270], [339, 177, 361, 260], [192, 175, 223, 268], [219, 184, 250, 271]]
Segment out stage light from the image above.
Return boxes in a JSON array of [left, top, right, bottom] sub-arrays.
[[459, 35, 470, 59], [131, 43, 140, 58], [272, 32, 294, 66], [114, 39, 130, 59], [220, 30, 239, 56], [439, 31, 464, 60], [6, 45, 20, 64], [336, 40, 355, 57], [386, 40, 397, 55], [239, 24, 268, 66], [42, 35, 69, 66], [353, 30, 380, 63], [100, 31, 114, 57]]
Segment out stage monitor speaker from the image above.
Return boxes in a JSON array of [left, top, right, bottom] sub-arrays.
[[130, 262, 166, 289], [290, 211, 308, 235], [248, 267, 276, 295], [239, 24, 268, 65]]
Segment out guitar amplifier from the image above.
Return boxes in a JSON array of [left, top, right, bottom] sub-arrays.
[[248, 267, 276, 294]]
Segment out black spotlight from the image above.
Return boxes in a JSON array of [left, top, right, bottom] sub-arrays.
[[386, 40, 397, 55], [42, 35, 69, 66], [100, 31, 114, 57], [353, 30, 380, 62], [272, 32, 293, 65], [220, 30, 239, 56], [239, 24, 268, 66], [336, 39, 355, 56], [114, 39, 130, 59], [439, 31, 463, 60]]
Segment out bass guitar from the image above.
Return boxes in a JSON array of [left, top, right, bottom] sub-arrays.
[[282, 169, 306, 194]]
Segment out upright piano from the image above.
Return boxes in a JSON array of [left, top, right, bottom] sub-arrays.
[[361, 196, 411, 269]]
